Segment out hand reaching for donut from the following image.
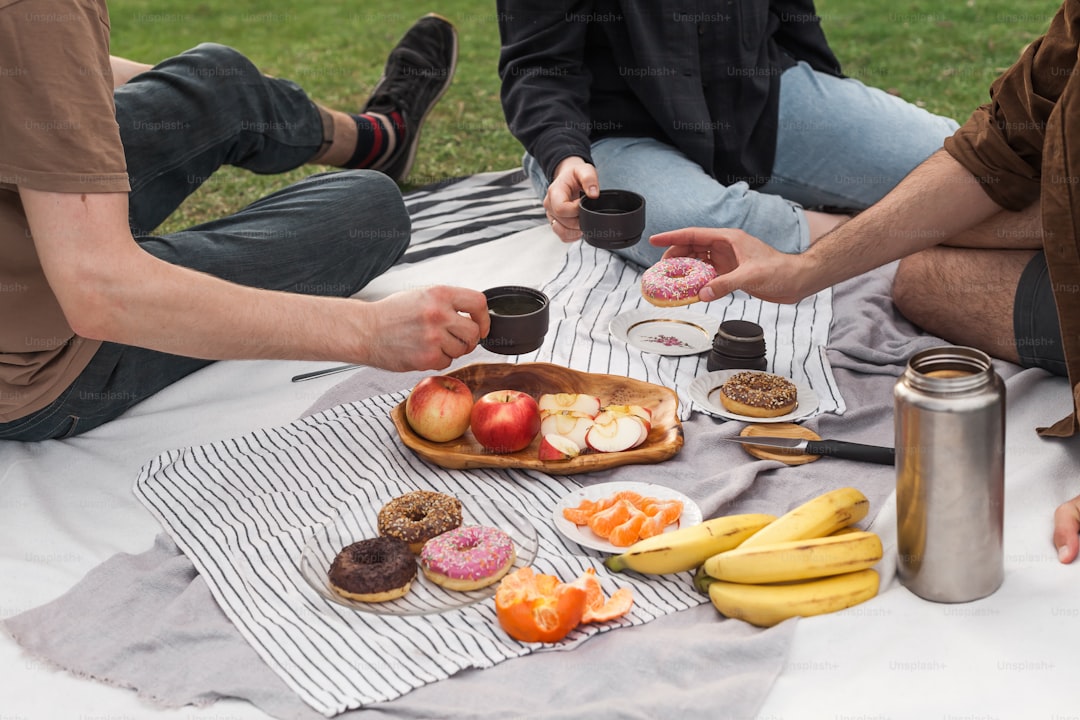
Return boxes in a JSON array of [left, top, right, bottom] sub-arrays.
[[545, 157, 599, 243], [650, 227, 815, 305]]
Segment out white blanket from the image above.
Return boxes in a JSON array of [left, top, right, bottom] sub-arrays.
[[2, 169, 1078, 720]]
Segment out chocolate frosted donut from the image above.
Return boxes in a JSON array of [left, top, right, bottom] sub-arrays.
[[328, 536, 417, 602], [718, 371, 798, 418], [378, 490, 463, 553]]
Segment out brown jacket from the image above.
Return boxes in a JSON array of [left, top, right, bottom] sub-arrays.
[[945, 0, 1080, 436]]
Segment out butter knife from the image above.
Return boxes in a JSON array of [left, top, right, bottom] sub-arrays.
[[723, 436, 895, 465]]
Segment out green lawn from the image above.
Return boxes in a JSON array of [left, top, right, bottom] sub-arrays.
[[106, 0, 1061, 232]]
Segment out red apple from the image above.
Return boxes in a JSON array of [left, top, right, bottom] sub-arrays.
[[405, 375, 474, 443], [538, 433, 581, 461], [470, 390, 541, 453]]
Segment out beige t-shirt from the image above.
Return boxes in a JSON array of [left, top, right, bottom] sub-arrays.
[[0, 0, 130, 421]]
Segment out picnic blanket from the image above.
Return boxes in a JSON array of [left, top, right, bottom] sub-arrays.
[[8, 168, 1066, 719]]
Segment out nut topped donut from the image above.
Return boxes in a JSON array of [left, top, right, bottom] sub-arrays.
[[328, 536, 417, 603], [378, 490, 463, 553], [641, 257, 718, 307], [718, 371, 798, 418]]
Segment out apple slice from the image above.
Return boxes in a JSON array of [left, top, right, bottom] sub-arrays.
[[539, 392, 601, 417], [585, 415, 646, 453], [539, 412, 594, 450], [538, 433, 581, 461], [599, 404, 652, 428]]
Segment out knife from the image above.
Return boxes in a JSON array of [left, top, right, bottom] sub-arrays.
[[723, 436, 895, 466]]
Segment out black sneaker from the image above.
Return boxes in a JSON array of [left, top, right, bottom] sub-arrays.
[[363, 14, 458, 183]]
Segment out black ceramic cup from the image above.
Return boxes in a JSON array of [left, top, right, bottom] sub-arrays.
[[481, 286, 550, 355], [578, 189, 646, 250]]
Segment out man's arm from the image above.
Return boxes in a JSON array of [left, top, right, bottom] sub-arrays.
[[652, 149, 1004, 304], [23, 189, 489, 371]]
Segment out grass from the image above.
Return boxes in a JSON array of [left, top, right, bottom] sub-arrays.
[[106, 0, 1061, 233]]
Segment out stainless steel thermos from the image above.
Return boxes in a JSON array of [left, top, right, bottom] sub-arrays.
[[894, 346, 1005, 602]]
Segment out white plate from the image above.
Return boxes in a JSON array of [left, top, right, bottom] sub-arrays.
[[298, 495, 538, 616], [552, 481, 703, 554], [609, 308, 719, 356], [688, 369, 819, 423]]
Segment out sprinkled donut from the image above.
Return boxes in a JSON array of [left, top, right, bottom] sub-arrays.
[[328, 536, 417, 603], [641, 257, 718, 307], [419, 525, 516, 591], [378, 490, 463, 553], [718, 371, 798, 418]]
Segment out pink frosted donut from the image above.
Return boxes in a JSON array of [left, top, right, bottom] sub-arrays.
[[419, 525, 516, 591], [641, 257, 718, 307]]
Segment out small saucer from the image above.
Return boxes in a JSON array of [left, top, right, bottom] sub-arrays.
[[609, 308, 719, 356]]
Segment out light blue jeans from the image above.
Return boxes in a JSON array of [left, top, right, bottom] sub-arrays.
[[526, 61, 961, 267]]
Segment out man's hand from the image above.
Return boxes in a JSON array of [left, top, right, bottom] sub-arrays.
[[357, 286, 490, 371], [650, 227, 812, 305], [545, 157, 599, 243], [1053, 493, 1080, 564]]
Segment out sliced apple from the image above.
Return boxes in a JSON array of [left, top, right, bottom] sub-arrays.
[[585, 414, 646, 453], [538, 433, 581, 461], [539, 412, 594, 450], [539, 392, 601, 417], [600, 404, 652, 427]]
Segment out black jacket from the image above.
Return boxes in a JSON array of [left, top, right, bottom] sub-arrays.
[[497, 0, 842, 187]]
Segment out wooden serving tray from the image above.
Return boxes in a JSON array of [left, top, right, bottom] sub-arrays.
[[390, 362, 684, 476]]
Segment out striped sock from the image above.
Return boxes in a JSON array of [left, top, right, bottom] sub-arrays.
[[345, 111, 406, 169]]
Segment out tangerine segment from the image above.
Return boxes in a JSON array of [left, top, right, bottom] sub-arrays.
[[561, 506, 594, 525], [637, 512, 669, 539], [587, 499, 635, 539], [569, 568, 635, 624], [608, 511, 647, 547]]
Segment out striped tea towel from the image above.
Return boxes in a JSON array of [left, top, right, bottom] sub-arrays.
[[521, 242, 845, 419], [133, 392, 706, 717]]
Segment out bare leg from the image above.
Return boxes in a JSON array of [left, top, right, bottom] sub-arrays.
[[892, 200, 1046, 363], [893, 247, 1036, 364]]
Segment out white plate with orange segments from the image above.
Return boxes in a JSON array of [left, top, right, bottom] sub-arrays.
[[552, 481, 702, 554]]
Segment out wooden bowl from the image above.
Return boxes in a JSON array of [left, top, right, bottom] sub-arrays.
[[391, 362, 684, 475]]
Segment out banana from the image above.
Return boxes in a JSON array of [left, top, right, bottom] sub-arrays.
[[706, 568, 880, 627], [738, 487, 869, 548], [603, 513, 776, 575], [702, 530, 883, 584]]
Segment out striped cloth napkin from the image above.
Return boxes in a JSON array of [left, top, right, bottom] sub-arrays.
[[133, 392, 706, 716], [523, 242, 845, 420]]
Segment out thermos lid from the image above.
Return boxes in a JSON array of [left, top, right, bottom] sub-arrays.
[[712, 320, 766, 358]]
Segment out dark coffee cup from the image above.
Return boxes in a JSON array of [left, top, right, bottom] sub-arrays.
[[480, 286, 550, 355], [579, 189, 646, 250]]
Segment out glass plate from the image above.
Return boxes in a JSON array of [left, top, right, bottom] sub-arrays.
[[609, 308, 719, 356], [551, 481, 703, 554], [688, 370, 819, 423], [299, 494, 538, 616]]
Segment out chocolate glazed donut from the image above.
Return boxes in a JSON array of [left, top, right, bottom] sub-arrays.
[[328, 536, 417, 602]]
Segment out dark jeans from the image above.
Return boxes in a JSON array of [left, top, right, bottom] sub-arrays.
[[0, 44, 410, 441]]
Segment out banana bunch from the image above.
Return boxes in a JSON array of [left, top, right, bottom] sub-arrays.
[[603, 513, 776, 575], [697, 487, 882, 627], [605, 486, 883, 627]]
